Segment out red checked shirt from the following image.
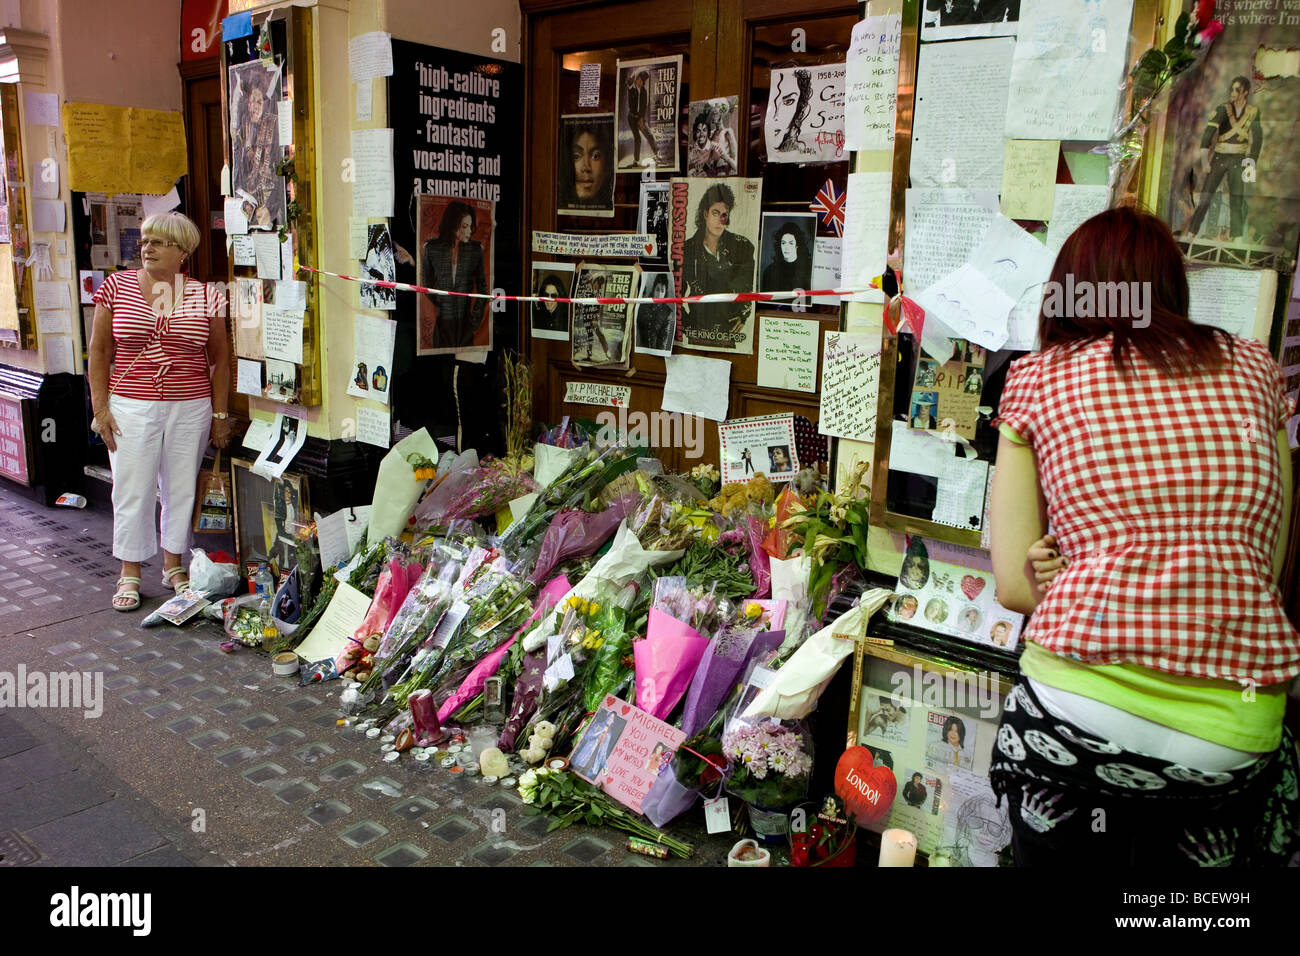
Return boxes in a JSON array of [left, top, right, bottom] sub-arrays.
[[996, 334, 1299, 685], [94, 270, 225, 401]]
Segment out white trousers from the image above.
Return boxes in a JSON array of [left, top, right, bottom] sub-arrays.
[[107, 395, 211, 562]]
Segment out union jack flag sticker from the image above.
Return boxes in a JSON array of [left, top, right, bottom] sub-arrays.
[[809, 179, 847, 238]]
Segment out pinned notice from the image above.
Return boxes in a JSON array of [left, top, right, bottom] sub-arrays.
[[819, 330, 881, 443], [564, 381, 632, 407], [757, 315, 818, 392], [532, 231, 657, 260], [63, 102, 187, 195]]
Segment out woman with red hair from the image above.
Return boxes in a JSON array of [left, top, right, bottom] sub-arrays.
[[988, 206, 1298, 866]]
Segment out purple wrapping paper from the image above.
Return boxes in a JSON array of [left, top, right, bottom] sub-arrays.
[[527, 494, 639, 586], [679, 629, 785, 739], [499, 646, 546, 751], [641, 763, 705, 828], [745, 516, 772, 599], [634, 609, 709, 721]]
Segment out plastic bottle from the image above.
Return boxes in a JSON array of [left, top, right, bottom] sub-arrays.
[[259, 598, 277, 648]]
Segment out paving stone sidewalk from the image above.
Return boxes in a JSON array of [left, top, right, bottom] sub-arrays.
[[0, 490, 731, 867]]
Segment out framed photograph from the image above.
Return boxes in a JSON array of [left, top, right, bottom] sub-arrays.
[[847, 640, 1013, 866], [231, 459, 310, 579], [558, 113, 616, 218], [415, 194, 494, 354]]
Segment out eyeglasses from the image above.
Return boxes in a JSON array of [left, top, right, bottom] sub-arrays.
[[137, 238, 180, 250]]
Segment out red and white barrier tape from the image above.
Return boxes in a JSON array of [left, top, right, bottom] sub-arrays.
[[298, 264, 882, 307]]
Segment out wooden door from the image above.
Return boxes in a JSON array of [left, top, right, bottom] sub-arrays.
[[523, 0, 857, 475]]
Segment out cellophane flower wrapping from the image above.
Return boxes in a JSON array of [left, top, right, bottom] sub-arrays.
[[679, 627, 786, 739], [528, 493, 639, 586], [761, 486, 805, 561], [581, 583, 640, 715], [722, 720, 813, 807], [411, 450, 479, 529], [335, 556, 423, 673], [499, 646, 546, 751], [633, 578, 715, 721], [437, 575, 571, 723], [744, 516, 772, 599]]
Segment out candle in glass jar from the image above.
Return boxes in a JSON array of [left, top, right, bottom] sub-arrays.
[[879, 828, 917, 867]]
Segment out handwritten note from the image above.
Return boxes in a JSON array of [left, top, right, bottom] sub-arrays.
[[662, 355, 730, 423], [845, 15, 902, 151], [223, 197, 248, 236], [1006, 0, 1136, 141], [563, 381, 632, 407], [819, 330, 881, 442], [811, 236, 842, 306], [253, 233, 282, 280], [576, 696, 686, 814], [34, 281, 72, 310], [842, 171, 893, 299], [969, 214, 1057, 301], [24, 91, 59, 127], [356, 405, 391, 449], [904, 188, 997, 295], [1046, 184, 1109, 251], [356, 78, 373, 122], [910, 38, 1014, 191], [1187, 267, 1273, 343], [278, 99, 293, 148], [236, 358, 263, 397], [38, 308, 72, 335], [913, 264, 1015, 352], [579, 63, 602, 107], [348, 31, 394, 80], [349, 217, 369, 259], [231, 235, 255, 266], [757, 315, 818, 392], [262, 307, 304, 364], [532, 231, 657, 259], [1000, 140, 1059, 221], [63, 102, 187, 195], [276, 279, 307, 311], [242, 417, 275, 453], [33, 200, 66, 233], [932, 456, 990, 530], [351, 129, 394, 217], [44, 336, 77, 375]]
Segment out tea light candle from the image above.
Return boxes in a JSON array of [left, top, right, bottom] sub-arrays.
[[879, 829, 917, 867]]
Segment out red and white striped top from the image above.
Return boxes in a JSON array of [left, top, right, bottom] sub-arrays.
[[996, 334, 1299, 685], [94, 270, 225, 401]]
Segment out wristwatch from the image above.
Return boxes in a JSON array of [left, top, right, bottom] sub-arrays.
[[212, 412, 229, 420]]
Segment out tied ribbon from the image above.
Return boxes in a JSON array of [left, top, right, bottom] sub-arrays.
[[677, 743, 729, 799]]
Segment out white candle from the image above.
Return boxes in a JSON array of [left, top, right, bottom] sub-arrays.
[[879, 828, 917, 867]]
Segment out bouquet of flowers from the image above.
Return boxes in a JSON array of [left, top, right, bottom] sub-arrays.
[[722, 720, 813, 808], [442, 457, 538, 522], [358, 560, 461, 697], [518, 767, 692, 859], [633, 578, 724, 721]]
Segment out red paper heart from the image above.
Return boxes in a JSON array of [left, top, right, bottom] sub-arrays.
[[960, 575, 986, 601], [605, 696, 615, 707], [834, 746, 897, 825], [605, 776, 615, 786], [644, 243, 654, 255], [620, 704, 631, 716]]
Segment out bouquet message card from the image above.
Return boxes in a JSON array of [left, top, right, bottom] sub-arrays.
[[569, 695, 686, 813]]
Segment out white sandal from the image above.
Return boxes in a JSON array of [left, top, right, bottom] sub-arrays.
[[162, 566, 190, 593], [113, 576, 141, 612]]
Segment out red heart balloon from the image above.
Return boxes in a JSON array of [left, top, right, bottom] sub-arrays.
[[835, 746, 897, 825]]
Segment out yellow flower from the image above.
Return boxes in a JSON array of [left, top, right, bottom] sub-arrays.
[[744, 602, 762, 620], [587, 602, 601, 616]]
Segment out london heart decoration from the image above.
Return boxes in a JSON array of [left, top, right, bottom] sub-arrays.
[[834, 746, 896, 824]]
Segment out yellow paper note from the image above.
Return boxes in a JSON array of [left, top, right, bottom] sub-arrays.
[[63, 102, 188, 195], [999, 140, 1059, 222]]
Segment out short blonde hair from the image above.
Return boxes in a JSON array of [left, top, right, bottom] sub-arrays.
[[141, 211, 201, 255]]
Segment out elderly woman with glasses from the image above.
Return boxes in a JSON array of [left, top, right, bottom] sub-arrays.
[[89, 212, 231, 611]]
